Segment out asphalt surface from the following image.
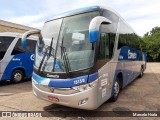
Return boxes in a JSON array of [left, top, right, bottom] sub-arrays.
[[0, 63, 160, 120]]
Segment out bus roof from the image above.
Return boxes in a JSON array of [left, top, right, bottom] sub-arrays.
[[0, 32, 22, 37], [46, 5, 139, 36], [46, 6, 101, 22], [47, 5, 123, 22], [0, 32, 37, 40]]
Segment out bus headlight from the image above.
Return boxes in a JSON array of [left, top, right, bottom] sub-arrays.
[[72, 79, 98, 92], [79, 98, 88, 105]]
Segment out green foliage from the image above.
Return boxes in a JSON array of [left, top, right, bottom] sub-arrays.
[[144, 27, 160, 36], [143, 27, 160, 62]]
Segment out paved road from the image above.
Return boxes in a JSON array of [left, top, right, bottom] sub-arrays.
[[0, 63, 160, 120]]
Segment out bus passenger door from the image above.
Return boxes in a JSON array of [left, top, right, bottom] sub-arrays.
[[97, 32, 112, 105]]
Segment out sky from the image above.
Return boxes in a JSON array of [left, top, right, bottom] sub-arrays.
[[0, 0, 160, 36]]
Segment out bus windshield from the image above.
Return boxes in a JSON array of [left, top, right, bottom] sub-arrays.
[[0, 37, 14, 60], [35, 11, 99, 73]]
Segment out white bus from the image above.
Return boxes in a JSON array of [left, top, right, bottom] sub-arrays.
[[23, 6, 146, 110], [0, 32, 37, 83]]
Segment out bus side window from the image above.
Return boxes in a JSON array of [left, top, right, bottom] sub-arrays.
[[98, 33, 109, 60], [26, 39, 37, 53], [11, 39, 36, 55], [96, 33, 110, 69], [118, 34, 127, 49], [11, 39, 26, 55], [109, 33, 116, 58], [0, 36, 14, 60], [98, 33, 109, 59]]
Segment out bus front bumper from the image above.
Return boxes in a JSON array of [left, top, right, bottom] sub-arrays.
[[32, 79, 98, 110]]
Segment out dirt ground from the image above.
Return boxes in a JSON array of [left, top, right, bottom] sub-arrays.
[[0, 63, 160, 120]]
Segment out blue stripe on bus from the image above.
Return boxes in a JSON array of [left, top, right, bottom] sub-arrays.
[[48, 75, 88, 88], [118, 46, 143, 61], [88, 72, 98, 83], [33, 72, 98, 88], [144, 52, 147, 62], [32, 72, 50, 83]]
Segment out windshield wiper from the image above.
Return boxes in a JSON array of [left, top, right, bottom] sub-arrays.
[[61, 46, 71, 74], [38, 37, 54, 73], [60, 37, 71, 75]]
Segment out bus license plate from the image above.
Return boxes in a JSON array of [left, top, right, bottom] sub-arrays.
[[48, 96, 59, 102]]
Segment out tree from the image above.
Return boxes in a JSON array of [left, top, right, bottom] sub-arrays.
[[143, 27, 160, 62], [144, 27, 160, 36]]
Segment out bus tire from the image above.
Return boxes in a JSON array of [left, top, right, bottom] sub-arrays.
[[11, 70, 24, 83], [110, 77, 120, 102], [138, 67, 144, 78]]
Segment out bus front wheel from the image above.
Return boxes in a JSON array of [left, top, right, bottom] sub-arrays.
[[110, 77, 120, 102], [11, 70, 24, 83]]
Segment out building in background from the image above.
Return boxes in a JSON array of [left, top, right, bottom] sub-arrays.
[[0, 19, 38, 33]]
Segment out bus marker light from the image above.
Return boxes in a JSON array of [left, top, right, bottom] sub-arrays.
[[48, 96, 59, 102]]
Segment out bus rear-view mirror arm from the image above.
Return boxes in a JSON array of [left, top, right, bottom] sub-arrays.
[[22, 30, 40, 49], [89, 16, 112, 43]]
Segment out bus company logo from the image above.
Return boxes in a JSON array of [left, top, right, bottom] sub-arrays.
[[47, 74, 59, 78], [128, 50, 137, 59], [49, 88, 54, 93], [30, 54, 35, 61], [12, 58, 20, 61]]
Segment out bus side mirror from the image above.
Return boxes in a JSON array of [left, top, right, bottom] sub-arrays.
[[22, 30, 40, 49], [89, 16, 112, 43]]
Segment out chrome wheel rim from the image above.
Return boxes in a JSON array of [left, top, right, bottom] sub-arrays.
[[14, 73, 22, 81], [114, 81, 119, 96]]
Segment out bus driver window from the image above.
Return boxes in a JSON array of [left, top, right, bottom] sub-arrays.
[[97, 33, 109, 68]]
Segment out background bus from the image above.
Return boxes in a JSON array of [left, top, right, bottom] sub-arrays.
[[0, 32, 37, 83], [23, 6, 146, 110]]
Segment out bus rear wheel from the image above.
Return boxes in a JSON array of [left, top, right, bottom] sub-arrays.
[[11, 70, 24, 83], [138, 67, 144, 78], [110, 77, 120, 102]]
